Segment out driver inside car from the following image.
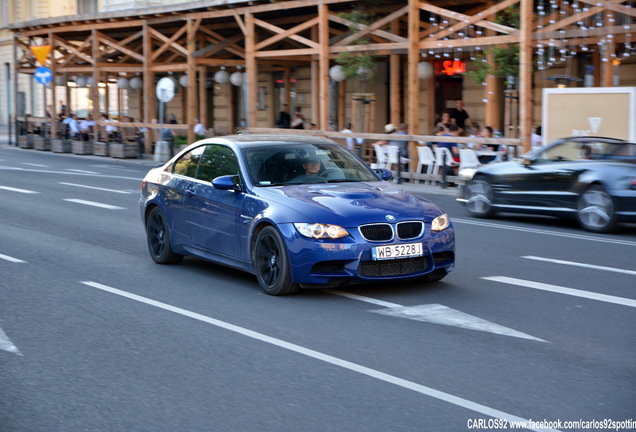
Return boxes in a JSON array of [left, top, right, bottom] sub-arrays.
[[302, 157, 321, 175]]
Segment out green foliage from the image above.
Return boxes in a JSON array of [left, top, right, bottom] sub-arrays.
[[335, 10, 377, 81], [464, 3, 521, 85]]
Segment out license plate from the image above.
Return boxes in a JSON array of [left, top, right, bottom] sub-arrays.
[[371, 243, 423, 261]]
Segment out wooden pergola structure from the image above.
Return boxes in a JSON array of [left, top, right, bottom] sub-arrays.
[[10, 0, 636, 155]]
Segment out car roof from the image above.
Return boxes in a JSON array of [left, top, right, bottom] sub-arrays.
[[194, 134, 337, 148]]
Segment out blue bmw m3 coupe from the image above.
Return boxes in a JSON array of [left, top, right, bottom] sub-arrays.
[[140, 135, 455, 295]]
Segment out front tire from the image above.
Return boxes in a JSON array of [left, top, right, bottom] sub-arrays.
[[146, 207, 183, 264], [253, 226, 299, 296], [577, 185, 617, 233], [465, 178, 495, 218]]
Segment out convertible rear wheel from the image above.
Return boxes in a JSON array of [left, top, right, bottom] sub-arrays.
[[253, 226, 299, 296], [577, 185, 617, 233], [465, 178, 494, 218], [146, 207, 183, 264]]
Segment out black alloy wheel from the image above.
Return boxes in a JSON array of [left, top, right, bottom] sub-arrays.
[[253, 226, 299, 295], [146, 207, 183, 264], [577, 185, 617, 233], [465, 178, 495, 218]]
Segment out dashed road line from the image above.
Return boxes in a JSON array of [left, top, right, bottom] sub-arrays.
[[522, 256, 636, 276], [59, 182, 133, 194], [63, 199, 125, 210], [21, 162, 48, 167], [482, 276, 636, 308], [0, 253, 26, 263], [452, 218, 636, 247], [0, 185, 39, 194], [65, 169, 99, 174], [80, 281, 559, 431]]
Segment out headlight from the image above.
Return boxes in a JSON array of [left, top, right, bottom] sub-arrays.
[[431, 213, 450, 231], [294, 223, 349, 239]]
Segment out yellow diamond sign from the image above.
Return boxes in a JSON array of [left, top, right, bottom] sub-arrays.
[[30, 45, 52, 67]]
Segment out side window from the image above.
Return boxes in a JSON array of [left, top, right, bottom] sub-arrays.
[[196, 145, 239, 182], [173, 145, 205, 178]]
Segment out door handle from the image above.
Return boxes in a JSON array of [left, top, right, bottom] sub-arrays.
[[186, 188, 196, 196]]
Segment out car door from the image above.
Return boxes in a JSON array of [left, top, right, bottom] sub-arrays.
[[495, 141, 582, 208], [182, 144, 243, 259], [164, 145, 206, 245]]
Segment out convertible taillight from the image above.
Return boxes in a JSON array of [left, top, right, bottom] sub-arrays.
[[632, 178, 636, 190]]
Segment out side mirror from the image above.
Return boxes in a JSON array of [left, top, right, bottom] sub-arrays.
[[212, 175, 242, 191], [522, 156, 533, 166], [374, 168, 393, 181]]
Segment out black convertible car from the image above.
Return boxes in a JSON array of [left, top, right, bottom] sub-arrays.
[[457, 136, 636, 233]]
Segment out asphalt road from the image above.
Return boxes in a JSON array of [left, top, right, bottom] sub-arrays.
[[1, 145, 635, 432]]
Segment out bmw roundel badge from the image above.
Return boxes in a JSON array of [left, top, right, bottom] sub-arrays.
[[385, 215, 396, 222]]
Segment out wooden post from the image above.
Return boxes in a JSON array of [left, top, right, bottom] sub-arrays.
[[143, 21, 155, 153], [199, 66, 207, 128], [91, 29, 100, 125], [519, 0, 533, 154], [407, 0, 420, 168], [319, 3, 330, 130], [49, 32, 58, 138], [245, 12, 257, 129], [187, 19, 197, 144], [390, 19, 400, 127]]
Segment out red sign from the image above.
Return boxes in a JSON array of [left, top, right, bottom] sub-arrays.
[[434, 60, 466, 76]]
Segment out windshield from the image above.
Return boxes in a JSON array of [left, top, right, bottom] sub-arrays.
[[534, 139, 636, 162], [242, 143, 380, 186]]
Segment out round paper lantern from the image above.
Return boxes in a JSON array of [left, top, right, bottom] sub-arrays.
[[75, 75, 87, 88], [129, 77, 143, 89], [117, 77, 129, 89], [55, 76, 67, 86], [329, 65, 346, 82], [417, 61, 434, 79], [214, 69, 229, 84], [179, 74, 189, 87], [230, 71, 243, 86]]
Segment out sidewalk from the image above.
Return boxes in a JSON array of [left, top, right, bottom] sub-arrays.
[[0, 124, 458, 197]]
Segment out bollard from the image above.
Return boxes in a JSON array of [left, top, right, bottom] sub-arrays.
[[441, 150, 447, 188], [154, 140, 171, 162]]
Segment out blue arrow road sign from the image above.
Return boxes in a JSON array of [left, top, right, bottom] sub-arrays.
[[34, 67, 53, 85]]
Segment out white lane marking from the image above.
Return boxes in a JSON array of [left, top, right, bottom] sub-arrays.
[[326, 290, 545, 342], [80, 281, 558, 431], [66, 169, 99, 174], [0, 165, 140, 181], [59, 182, 133, 194], [0, 185, 39, 194], [327, 290, 402, 308], [371, 304, 546, 342], [523, 256, 636, 277], [21, 162, 48, 167], [0, 325, 20, 355], [452, 218, 636, 247], [0, 253, 26, 263], [483, 276, 636, 308], [63, 199, 125, 210]]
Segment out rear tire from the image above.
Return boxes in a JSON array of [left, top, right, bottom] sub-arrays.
[[465, 178, 495, 218], [146, 207, 183, 264], [577, 185, 617, 233], [253, 226, 299, 296]]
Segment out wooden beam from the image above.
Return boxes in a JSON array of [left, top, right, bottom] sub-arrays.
[[519, 0, 533, 154], [332, 6, 409, 47], [255, 17, 319, 51], [319, 3, 329, 130], [246, 12, 257, 129], [254, 18, 320, 49]]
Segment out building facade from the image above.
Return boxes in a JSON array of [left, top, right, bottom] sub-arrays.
[[4, 0, 636, 153]]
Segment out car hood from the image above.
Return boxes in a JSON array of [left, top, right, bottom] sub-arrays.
[[254, 182, 444, 225]]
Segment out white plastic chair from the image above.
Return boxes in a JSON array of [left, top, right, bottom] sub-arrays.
[[431, 147, 459, 184], [459, 148, 481, 171], [386, 145, 410, 180], [416, 146, 435, 184], [373, 144, 388, 169]]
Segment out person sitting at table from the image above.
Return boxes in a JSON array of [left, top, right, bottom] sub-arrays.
[[433, 123, 460, 175], [477, 126, 499, 164]]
